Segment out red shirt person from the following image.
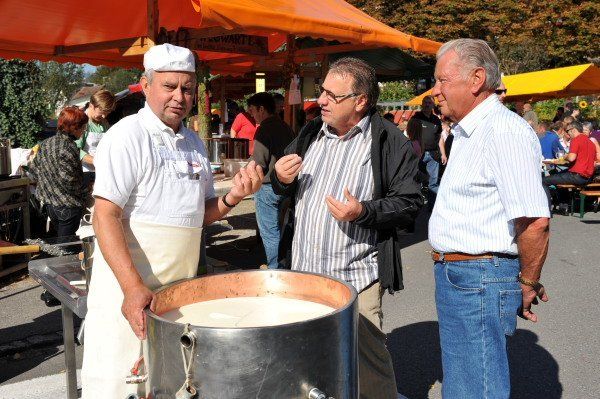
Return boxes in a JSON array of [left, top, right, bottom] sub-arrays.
[[542, 121, 596, 212], [230, 110, 258, 154], [568, 130, 596, 178]]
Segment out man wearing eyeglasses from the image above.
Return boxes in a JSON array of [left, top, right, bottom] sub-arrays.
[[542, 121, 596, 212], [272, 57, 423, 398], [495, 82, 507, 103]]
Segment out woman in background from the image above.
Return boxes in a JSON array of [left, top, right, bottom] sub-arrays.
[[406, 117, 423, 158], [31, 107, 87, 238]]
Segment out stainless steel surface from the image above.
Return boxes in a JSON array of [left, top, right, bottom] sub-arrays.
[[81, 235, 95, 290], [230, 138, 249, 159], [0, 177, 31, 277], [144, 270, 358, 399], [308, 388, 328, 399], [223, 158, 248, 177], [29, 254, 86, 399], [76, 318, 86, 345], [62, 305, 78, 399], [208, 138, 229, 164], [126, 374, 149, 384], [205, 137, 248, 165], [0, 138, 12, 176], [28, 254, 88, 317]]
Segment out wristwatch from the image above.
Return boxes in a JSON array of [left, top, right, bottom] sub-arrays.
[[221, 192, 237, 208]]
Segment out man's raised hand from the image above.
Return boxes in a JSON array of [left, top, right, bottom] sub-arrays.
[[274, 154, 303, 184]]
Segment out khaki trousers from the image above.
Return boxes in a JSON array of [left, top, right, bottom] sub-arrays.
[[357, 281, 398, 399]]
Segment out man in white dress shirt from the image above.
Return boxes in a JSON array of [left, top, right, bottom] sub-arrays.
[[81, 44, 263, 398], [428, 39, 551, 399]]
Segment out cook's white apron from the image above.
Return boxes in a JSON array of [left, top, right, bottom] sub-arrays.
[[81, 219, 202, 399], [82, 123, 208, 399], [82, 130, 103, 173]]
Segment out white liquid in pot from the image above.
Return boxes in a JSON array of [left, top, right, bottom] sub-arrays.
[[160, 297, 336, 328]]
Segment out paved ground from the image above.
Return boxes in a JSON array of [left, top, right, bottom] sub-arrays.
[[1, 199, 599, 398]]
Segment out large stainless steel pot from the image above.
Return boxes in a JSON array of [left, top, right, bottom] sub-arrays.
[[207, 138, 229, 164], [139, 270, 358, 399], [0, 138, 12, 177], [229, 138, 249, 159], [80, 236, 95, 291]]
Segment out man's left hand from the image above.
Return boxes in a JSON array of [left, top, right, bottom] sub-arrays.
[[520, 283, 549, 323], [325, 187, 363, 222], [228, 160, 264, 202]]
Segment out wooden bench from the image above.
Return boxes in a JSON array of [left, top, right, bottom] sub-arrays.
[[555, 184, 582, 216], [578, 190, 600, 218], [553, 182, 600, 216]]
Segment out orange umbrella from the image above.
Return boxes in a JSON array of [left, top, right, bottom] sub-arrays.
[[0, 0, 440, 73]]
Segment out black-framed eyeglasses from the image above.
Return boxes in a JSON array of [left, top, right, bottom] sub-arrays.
[[319, 85, 360, 103], [495, 89, 507, 95]]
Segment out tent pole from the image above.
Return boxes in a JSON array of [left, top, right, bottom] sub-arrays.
[[147, 0, 158, 42]]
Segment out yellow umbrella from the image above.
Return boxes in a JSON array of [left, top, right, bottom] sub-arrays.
[[503, 63, 600, 102], [405, 64, 600, 106], [405, 89, 434, 106]]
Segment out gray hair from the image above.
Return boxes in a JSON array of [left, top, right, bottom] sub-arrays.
[[143, 69, 155, 84], [328, 57, 379, 108], [437, 39, 501, 91], [582, 121, 593, 132]]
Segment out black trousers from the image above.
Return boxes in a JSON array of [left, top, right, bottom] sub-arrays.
[[542, 171, 590, 210], [46, 204, 83, 240]]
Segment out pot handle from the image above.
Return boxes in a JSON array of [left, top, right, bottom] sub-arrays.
[[176, 324, 199, 397], [126, 356, 148, 384], [308, 388, 334, 399]]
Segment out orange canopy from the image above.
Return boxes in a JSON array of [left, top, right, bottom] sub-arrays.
[[0, 0, 440, 73]]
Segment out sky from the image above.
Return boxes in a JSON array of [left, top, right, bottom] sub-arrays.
[[82, 63, 97, 78]]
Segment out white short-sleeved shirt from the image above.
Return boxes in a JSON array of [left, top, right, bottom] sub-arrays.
[[93, 104, 215, 228], [429, 95, 550, 255]]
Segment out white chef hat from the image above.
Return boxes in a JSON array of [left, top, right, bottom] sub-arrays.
[[143, 43, 195, 73]]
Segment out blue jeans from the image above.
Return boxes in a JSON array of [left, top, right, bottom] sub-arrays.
[[255, 184, 284, 269], [46, 204, 83, 240], [434, 257, 522, 399], [422, 151, 440, 194]]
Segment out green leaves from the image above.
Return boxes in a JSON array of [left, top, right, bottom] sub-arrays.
[[348, 0, 600, 72], [379, 81, 416, 102], [0, 59, 46, 148], [88, 66, 142, 93], [37, 61, 84, 117]]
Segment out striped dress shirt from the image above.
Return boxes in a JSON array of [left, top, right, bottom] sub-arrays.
[[291, 115, 378, 292], [429, 95, 550, 255]]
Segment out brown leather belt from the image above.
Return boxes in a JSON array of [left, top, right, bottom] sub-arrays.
[[431, 251, 518, 262]]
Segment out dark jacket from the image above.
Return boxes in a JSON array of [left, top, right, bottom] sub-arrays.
[[251, 115, 294, 183], [271, 110, 423, 292], [31, 131, 85, 208]]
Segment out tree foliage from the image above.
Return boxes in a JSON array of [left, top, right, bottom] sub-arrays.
[[533, 99, 564, 122], [349, 0, 599, 73], [0, 59, 46, 148], [379, 81, 416, 102], [88, 66, 142, 93], [37, 61, 84, 117]]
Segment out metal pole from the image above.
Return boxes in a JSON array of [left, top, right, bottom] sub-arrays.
[[61, 304, 78, 399]]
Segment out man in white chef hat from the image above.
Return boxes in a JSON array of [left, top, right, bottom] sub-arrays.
[[81, 43, 263, 398]]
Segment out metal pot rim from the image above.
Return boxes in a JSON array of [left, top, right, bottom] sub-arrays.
[[145, 269, 358, 330]]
